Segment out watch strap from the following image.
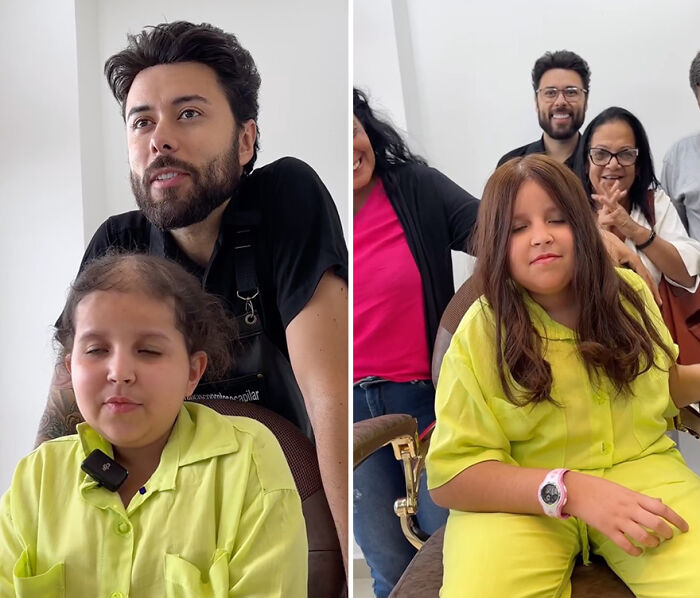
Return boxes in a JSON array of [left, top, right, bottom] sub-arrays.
[[538, 468, 570, 519]]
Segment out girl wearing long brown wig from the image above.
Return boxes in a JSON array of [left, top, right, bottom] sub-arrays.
[[426, 154, 700, 597]]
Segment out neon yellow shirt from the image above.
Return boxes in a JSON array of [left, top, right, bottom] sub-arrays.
[[427, 268, 679, 490], [0, 402, 307, 597]]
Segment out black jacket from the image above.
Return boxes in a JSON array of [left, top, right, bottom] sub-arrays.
[[381, 163, 479, 356]]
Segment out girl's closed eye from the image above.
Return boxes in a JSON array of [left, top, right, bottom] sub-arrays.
[[85, 346, 107, 355], [511, 222, 527, 233]]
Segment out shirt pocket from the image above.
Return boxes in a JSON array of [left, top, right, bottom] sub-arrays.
[[163, 549, 230, 598], [12, 550, 65, 598], [631, 365, 676, 450], [489, 397, 554, 443]]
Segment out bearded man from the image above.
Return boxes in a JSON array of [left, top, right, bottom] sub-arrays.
[[498, 50, 590, 169]]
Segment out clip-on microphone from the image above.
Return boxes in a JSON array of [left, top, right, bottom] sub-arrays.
[[81, 449, 129, 491]]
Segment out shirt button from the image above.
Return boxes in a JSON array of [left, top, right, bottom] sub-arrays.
[[110, 593, 124, 598], [116, 521, 131, 535], [601, 442, 611, 455]]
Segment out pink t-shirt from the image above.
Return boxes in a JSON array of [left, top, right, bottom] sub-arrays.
[[353, 181, 431, 382]]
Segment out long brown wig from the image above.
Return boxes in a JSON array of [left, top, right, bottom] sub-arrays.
[[471, 154, 674, 406]]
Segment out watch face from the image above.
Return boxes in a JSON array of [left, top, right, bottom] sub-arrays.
[[540, 483, 560, 505]]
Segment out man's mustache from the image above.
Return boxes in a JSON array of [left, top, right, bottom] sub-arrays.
[[142, 157, 196, 185]]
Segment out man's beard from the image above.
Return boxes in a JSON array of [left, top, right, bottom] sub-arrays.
[[538, 107, 585, 141], [130, 139, 241, 231]]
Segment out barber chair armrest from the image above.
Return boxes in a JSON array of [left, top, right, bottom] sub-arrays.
[[353, 414, 418, 469]]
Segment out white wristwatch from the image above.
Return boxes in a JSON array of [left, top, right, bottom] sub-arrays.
[[538, 468, 570, 519]]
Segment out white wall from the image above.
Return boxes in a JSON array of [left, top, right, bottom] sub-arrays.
[[0, 0, 86, 491], [1, 0, 348, 493], [353, 0, 407, 131]]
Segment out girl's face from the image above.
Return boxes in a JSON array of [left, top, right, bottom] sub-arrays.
[[587, 119, 637, 196], [353, 115, 376, 193], [66, 290, 206, 454], [508, 179, 575, 305]]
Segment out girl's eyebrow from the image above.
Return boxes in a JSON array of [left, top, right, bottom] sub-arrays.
[[511, 206, 563, 220], [75, 330, 173, 343], [75, 331, 103, 343]]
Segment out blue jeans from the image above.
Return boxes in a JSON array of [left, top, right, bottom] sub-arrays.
[[353, 378, 449, 598]]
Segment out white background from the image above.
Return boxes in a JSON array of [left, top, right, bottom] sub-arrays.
[[0, 0, 348, 492]]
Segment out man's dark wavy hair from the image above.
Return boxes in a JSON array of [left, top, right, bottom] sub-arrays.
[[531, 50, 591, 93], [353, 88, 427, 175], [104, 21, 261, 175], [690, 49, 700, 92]]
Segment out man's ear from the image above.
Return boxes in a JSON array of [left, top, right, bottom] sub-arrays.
[[186, 351, 208, 397], [237, 119, 257, 169]]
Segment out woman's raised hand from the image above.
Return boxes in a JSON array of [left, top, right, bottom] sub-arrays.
[[592, 181, 637, 239], [564, 471, 688, 556]]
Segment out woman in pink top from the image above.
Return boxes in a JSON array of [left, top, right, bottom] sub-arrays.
[[353, 88, 480, 598]]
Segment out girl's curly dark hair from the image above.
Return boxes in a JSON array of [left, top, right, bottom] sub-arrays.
[[55, 251, 237, 380]]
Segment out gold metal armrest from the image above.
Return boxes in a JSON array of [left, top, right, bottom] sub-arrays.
[[353, 414, 430, 549], [393, 424, 436, 550], [353, 414, 418, 468]]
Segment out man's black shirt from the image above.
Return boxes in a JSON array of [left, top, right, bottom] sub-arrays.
[[497, 135, 582, 170], [72, 157, 347, 417]]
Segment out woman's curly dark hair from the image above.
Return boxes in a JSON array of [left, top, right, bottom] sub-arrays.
[[55, 251, 237, 380], [353, 88, 427, 174]]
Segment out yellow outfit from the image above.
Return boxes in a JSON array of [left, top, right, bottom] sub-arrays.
[[0, 402, 307, 598], [427, 268, 700, 597]]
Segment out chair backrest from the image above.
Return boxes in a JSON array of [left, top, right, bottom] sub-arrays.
[[432, 277, 479, 385], [188, 398, 345, 598]]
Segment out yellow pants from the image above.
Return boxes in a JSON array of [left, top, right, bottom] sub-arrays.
[[441, 451, 700, 598]]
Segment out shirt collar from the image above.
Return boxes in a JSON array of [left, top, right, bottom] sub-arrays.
[[535, 134, 580, 168], [77, 403, 240, 497], [520, 289, 577, 341]]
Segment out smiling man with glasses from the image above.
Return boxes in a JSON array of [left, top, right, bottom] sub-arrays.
[[498, 50, 591, 169]]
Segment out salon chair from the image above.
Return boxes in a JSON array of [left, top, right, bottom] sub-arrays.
[[353, 277, 700, 598], [189, 397, 346, 598]]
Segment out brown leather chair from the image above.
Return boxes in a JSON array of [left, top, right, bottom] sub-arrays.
[[189, 398, 346, 598], [353, 277, 700, 597]]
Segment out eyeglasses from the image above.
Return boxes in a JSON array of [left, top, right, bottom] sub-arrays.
[[588, 147, 639, 167], [535, 86, 587, 102]]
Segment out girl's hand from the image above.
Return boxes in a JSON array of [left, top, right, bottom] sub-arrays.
[[564, 471, 688, 556]]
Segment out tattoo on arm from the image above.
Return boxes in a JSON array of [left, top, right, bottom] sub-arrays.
[[34, 366, 84, 447]]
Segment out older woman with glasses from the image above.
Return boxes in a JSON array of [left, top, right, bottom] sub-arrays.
[[575, 106, 700, 291]]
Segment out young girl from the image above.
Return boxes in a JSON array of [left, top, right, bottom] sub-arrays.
[[426, 155, 700, 597], [0, 253, 306, 597]]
